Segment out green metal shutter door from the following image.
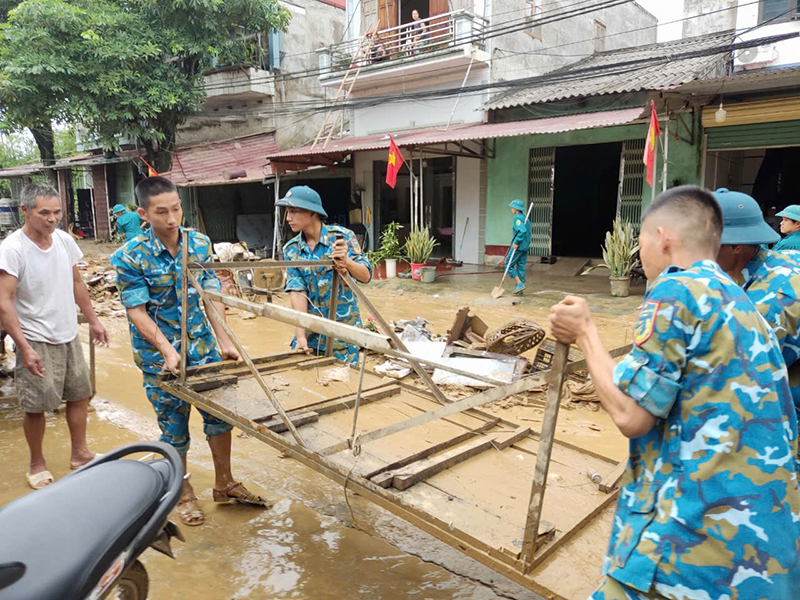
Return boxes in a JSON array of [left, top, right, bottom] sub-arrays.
[[707, 120, 800, 150], [528, 147, 555, 257], [617, 139, 645, 232]]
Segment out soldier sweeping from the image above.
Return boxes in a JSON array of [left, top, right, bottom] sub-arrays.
[[506, 199, 531, 295]]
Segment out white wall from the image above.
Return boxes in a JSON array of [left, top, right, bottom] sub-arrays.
[[455, 156, 483, 264], [352, 70, 490, 136], [736, 1, 800, 69]]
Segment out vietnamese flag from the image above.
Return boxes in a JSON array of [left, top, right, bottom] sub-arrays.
[[386, 135, 405, 189], [643, 101, 661, 187]]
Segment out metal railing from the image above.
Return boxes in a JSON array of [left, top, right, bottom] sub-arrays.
[[322, 10, 488, 74]]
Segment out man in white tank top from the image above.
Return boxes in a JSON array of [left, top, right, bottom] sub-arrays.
[[0, 183, 109, 489]]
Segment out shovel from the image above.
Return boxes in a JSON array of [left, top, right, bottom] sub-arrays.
[[491, 202, 534, 298]]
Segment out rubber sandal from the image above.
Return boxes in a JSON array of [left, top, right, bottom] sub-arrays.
[[26, 470, 54, 490], [70, 453, 104, 470], [177, 496, 205, 526], [212, 482, 273, 508]]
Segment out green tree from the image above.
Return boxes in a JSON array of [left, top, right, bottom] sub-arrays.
[[0, 0, 290, 174]]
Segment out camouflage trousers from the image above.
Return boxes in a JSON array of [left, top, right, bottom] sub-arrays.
[[590, 577, 669, 600]]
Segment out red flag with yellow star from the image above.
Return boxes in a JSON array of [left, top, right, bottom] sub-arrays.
[[386, 135, 404, 189], [643, 101, 660, 187]]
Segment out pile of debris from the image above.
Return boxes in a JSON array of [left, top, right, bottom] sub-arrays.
[[78, 258, 125, 318]]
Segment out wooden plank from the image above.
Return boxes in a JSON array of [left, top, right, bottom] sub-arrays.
[[565, 343, 631, 375], [341, 372, 546, 450], [180, 229, 189, 382], [364, 417, 500, 482], [158, 351, 304, 381], [187, 269, 307, 447], [598, 459, 627, 494], [339, 272, 451, 405], [189, 260, 334, 270], [297, 356, 337, 370], [260, 411, 319, 433], [445, 306, 471, 346], [188, 374, 239, 392], [252, 384, 400, 423], [391, 426, 531, 491], [325, 270, 340, 358], [521, 342, 570, 571]]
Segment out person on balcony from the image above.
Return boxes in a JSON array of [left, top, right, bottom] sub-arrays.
[[408, 10, 429, 52]]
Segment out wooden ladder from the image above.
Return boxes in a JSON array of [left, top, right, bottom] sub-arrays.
[[311, 33, 375, 150]]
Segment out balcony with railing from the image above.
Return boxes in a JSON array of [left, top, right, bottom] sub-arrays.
[[317, 10, 490, 90]]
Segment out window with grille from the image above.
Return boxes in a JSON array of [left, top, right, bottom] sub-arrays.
[[759, 0, 800, 24]]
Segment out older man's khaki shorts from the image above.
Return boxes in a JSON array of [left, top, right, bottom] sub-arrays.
[[15, 337, 93, 413]]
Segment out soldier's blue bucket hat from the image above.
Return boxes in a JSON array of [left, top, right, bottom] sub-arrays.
[[714, 188, 779, 246], [776, 205, 800, 222], [509, 199, 525, 212], [276, 186, 328, 218]]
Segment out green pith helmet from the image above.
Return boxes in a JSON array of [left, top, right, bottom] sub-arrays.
[[276, 186, 328, 218]]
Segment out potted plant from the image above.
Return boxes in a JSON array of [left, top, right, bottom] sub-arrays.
[[585, 217, 639, 297], [378, 222, 403, 279], [404, 226, 438, 281]]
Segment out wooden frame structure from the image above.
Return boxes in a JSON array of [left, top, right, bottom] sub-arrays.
[[162, 232, 628, 598]]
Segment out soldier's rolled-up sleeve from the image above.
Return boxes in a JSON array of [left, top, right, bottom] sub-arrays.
[[111, 250, 150, 308], [613, 285, 687, 419], [346, 230, 373, 282], [195, 236, 221, 293]]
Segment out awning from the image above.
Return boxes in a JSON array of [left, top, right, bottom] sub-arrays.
[[167, 132, 276, 187], [266, 107, 645, 170]]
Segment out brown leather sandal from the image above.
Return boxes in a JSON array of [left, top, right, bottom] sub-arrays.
[[177, 495, 205, 526], [212, 482, 273, 508]]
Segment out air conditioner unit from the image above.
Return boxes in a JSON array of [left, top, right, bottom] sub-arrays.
[[734, 43, 777, 70]]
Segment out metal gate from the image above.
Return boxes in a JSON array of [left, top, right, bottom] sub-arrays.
[[616, 139, 645, 233], [528, 147, 556, 257]]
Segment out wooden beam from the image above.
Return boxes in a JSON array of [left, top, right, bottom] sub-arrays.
[[337, 372, 546, 449], [157, 351, 305, 381], [260, 411, 319, 433], [297, 356, 337, 370], [391, 426, 531, 491], [445, 306, 471, 346], [521, 342, 569, 571], [188, 374, 239, 392], [339, 272, 451, 405], [365, 418, 500, 484], [180, 229, 189, 382], [252, 384, 400, 423], [565, 343, 631, 374], [325, 270, 340, 358], [189, 260, 335, 270], [598, 459, 627, 494]]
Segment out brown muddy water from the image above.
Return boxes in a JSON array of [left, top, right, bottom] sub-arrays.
[[0, 280, 638, 600]]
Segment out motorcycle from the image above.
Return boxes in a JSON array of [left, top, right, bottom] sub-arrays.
[[0, 441, 184, 600]]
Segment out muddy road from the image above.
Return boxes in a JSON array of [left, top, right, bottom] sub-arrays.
[[0, 266, 638, 599]]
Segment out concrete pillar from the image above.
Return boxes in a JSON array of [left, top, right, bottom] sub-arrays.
[[57, 169, 70, 231], [91, 164, 110, 240]]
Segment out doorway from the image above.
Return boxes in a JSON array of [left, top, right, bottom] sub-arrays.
[[550, 142, 622, 257]]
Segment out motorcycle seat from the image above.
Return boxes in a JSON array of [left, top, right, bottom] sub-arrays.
[[0, 460, 164, 600]]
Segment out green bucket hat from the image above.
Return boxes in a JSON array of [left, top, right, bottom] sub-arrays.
[[776, 205, 800, 222], [714, 188, 780, 246], [111, 204, 127, 214], [509, 199, 525, 212], [276, 186, 328, 218]]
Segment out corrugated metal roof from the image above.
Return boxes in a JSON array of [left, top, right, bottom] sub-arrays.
[[0, 148, 143, 178], [673, 65, 800, 95], [486, 31, 735, 111], [266, 107, 644, 162], [167, 132, 276, 187], [0, 163, 46, 178]]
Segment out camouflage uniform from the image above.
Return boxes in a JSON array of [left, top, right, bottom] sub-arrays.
[[283, 224, 372, 365], [110, 227, 232, 455], [774, 231, 800, 252], [740, 247, 800, 416], [591, 260, 800, 600], [505, 213, 531, 283]]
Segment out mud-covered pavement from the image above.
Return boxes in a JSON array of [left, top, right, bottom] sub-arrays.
[[0, 247, 641, 599]]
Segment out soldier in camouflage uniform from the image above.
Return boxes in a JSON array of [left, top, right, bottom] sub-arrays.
[[278, 186, 372, 365], [549, 186, 800, 600], [112, 177, 268, 527], [714, 188, 800, 416]]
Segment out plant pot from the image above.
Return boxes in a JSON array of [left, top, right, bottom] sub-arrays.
[[410, 262, 426, 281], [610, 276, 631, 297], [420, 266, 436, 283], [385, 258, 397, 279]]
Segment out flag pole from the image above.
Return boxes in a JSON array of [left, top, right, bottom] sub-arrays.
[[661, 110, 669, 193], [650, 120, 658, 206]]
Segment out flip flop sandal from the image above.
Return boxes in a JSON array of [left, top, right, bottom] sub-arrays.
[[70, 453, 105, 471], [177, 496, 205, 526], [26, 470, 54, 490], [213, 482, 273, 508]]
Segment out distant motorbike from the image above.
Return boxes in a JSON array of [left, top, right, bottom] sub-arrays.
[[0, 442, 184, 600]]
